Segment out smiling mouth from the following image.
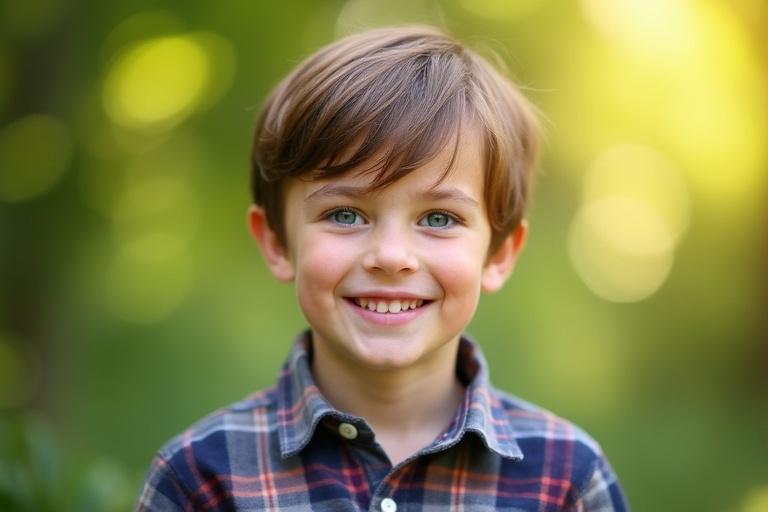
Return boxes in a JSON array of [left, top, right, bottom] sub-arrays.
[[347, 297, 430, 314]]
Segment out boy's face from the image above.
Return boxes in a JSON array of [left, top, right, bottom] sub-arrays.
[[250, 131, 525, 373]]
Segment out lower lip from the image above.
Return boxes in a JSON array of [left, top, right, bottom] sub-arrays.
[[346, 300, 429, 327]]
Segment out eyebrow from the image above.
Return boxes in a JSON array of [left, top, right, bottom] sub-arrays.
[[304, 184, 481, 208]]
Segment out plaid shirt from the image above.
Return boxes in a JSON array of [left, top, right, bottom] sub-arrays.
[[137, 332, 628, 511]]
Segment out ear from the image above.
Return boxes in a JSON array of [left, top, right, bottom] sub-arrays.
[[481, 221, 528, 293], [248, 205, 294, 282]]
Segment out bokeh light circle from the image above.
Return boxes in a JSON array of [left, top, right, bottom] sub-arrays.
[[569, 144, 691, 303], [102, 35, 209, 131], [569, 197, 675, 303], [101, 29, 236, 134], [583, 144, 691, 241]]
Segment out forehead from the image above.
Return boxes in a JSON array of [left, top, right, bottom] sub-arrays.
[[294, 127, 486, 200]]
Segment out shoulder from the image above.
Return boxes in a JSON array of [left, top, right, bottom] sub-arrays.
[[157, 386, 279, 462], [493, 388, 602, 452], [491, 389, 627, 508], [136, 387, 281, 510]]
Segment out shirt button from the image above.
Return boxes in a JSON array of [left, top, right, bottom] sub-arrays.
[[380, 497, 397, 512], [337, 422, 358, 440]]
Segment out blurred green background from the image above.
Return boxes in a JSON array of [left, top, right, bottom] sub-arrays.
[[0, 0, 766, 510]]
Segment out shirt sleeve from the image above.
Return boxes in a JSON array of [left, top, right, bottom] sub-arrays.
[[571, 452, 630, 512], [134, 453, 191, 512]]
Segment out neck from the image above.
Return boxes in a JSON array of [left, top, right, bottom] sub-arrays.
[[311, 336, 465, 465]]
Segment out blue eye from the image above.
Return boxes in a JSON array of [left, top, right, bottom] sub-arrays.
[[419, 211, 455, 228], [329, 208, 363, 225]]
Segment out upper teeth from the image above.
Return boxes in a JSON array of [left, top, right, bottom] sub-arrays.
[[354, 298, 424, 313]]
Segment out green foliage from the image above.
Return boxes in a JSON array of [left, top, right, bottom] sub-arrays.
[[0, 415, 132, 512]]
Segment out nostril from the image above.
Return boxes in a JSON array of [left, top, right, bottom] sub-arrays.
[[361, 244, 420, 275]]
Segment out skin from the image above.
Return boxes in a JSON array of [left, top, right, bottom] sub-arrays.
[[249, 129, 527, 465]]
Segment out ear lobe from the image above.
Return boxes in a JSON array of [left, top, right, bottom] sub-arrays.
[[481, 221, 528, 293], [248, 205, 295, 282]]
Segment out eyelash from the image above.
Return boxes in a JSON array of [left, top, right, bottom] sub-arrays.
[[324, 207, 365, 226], [418, 210, 462, 229], [322, 207, 463, 228]]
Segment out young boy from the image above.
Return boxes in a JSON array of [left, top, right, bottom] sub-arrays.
[[137, 26, 628, 511]]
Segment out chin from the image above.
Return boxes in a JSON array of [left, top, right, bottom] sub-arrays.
[[349, 336, 431, 369]]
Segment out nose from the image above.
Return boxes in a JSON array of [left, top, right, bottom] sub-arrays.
[[362, 222, 420, 275]]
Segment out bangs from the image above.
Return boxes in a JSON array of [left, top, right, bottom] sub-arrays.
[[257, 29, 475, 191], [307, 58, 470, 190]]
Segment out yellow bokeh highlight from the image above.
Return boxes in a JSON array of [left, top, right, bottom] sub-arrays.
[[103, 35, 209, 131], [580, 0, 694, 62], [583, 144, 690, 241], [0, 114, 72, 202], [569, 197, 675, 302], [665, 1, 767, 203], [102, 31, 235, 133], [458, 0, 539, 21], [577, 0, 768, 205], [742, 486, 768, 512], [99, 10, 185, 66], [570, 144, 689, 302]]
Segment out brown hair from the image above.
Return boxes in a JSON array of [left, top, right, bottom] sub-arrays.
[[250, 25, 539, 254]]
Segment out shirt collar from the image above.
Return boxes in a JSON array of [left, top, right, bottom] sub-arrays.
[[448, 335, 524, 461], [276, 331, 523, 461]]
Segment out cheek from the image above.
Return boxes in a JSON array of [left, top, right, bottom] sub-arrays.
[[428, 239, 486, 311], [294, 233, 355, 309]]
